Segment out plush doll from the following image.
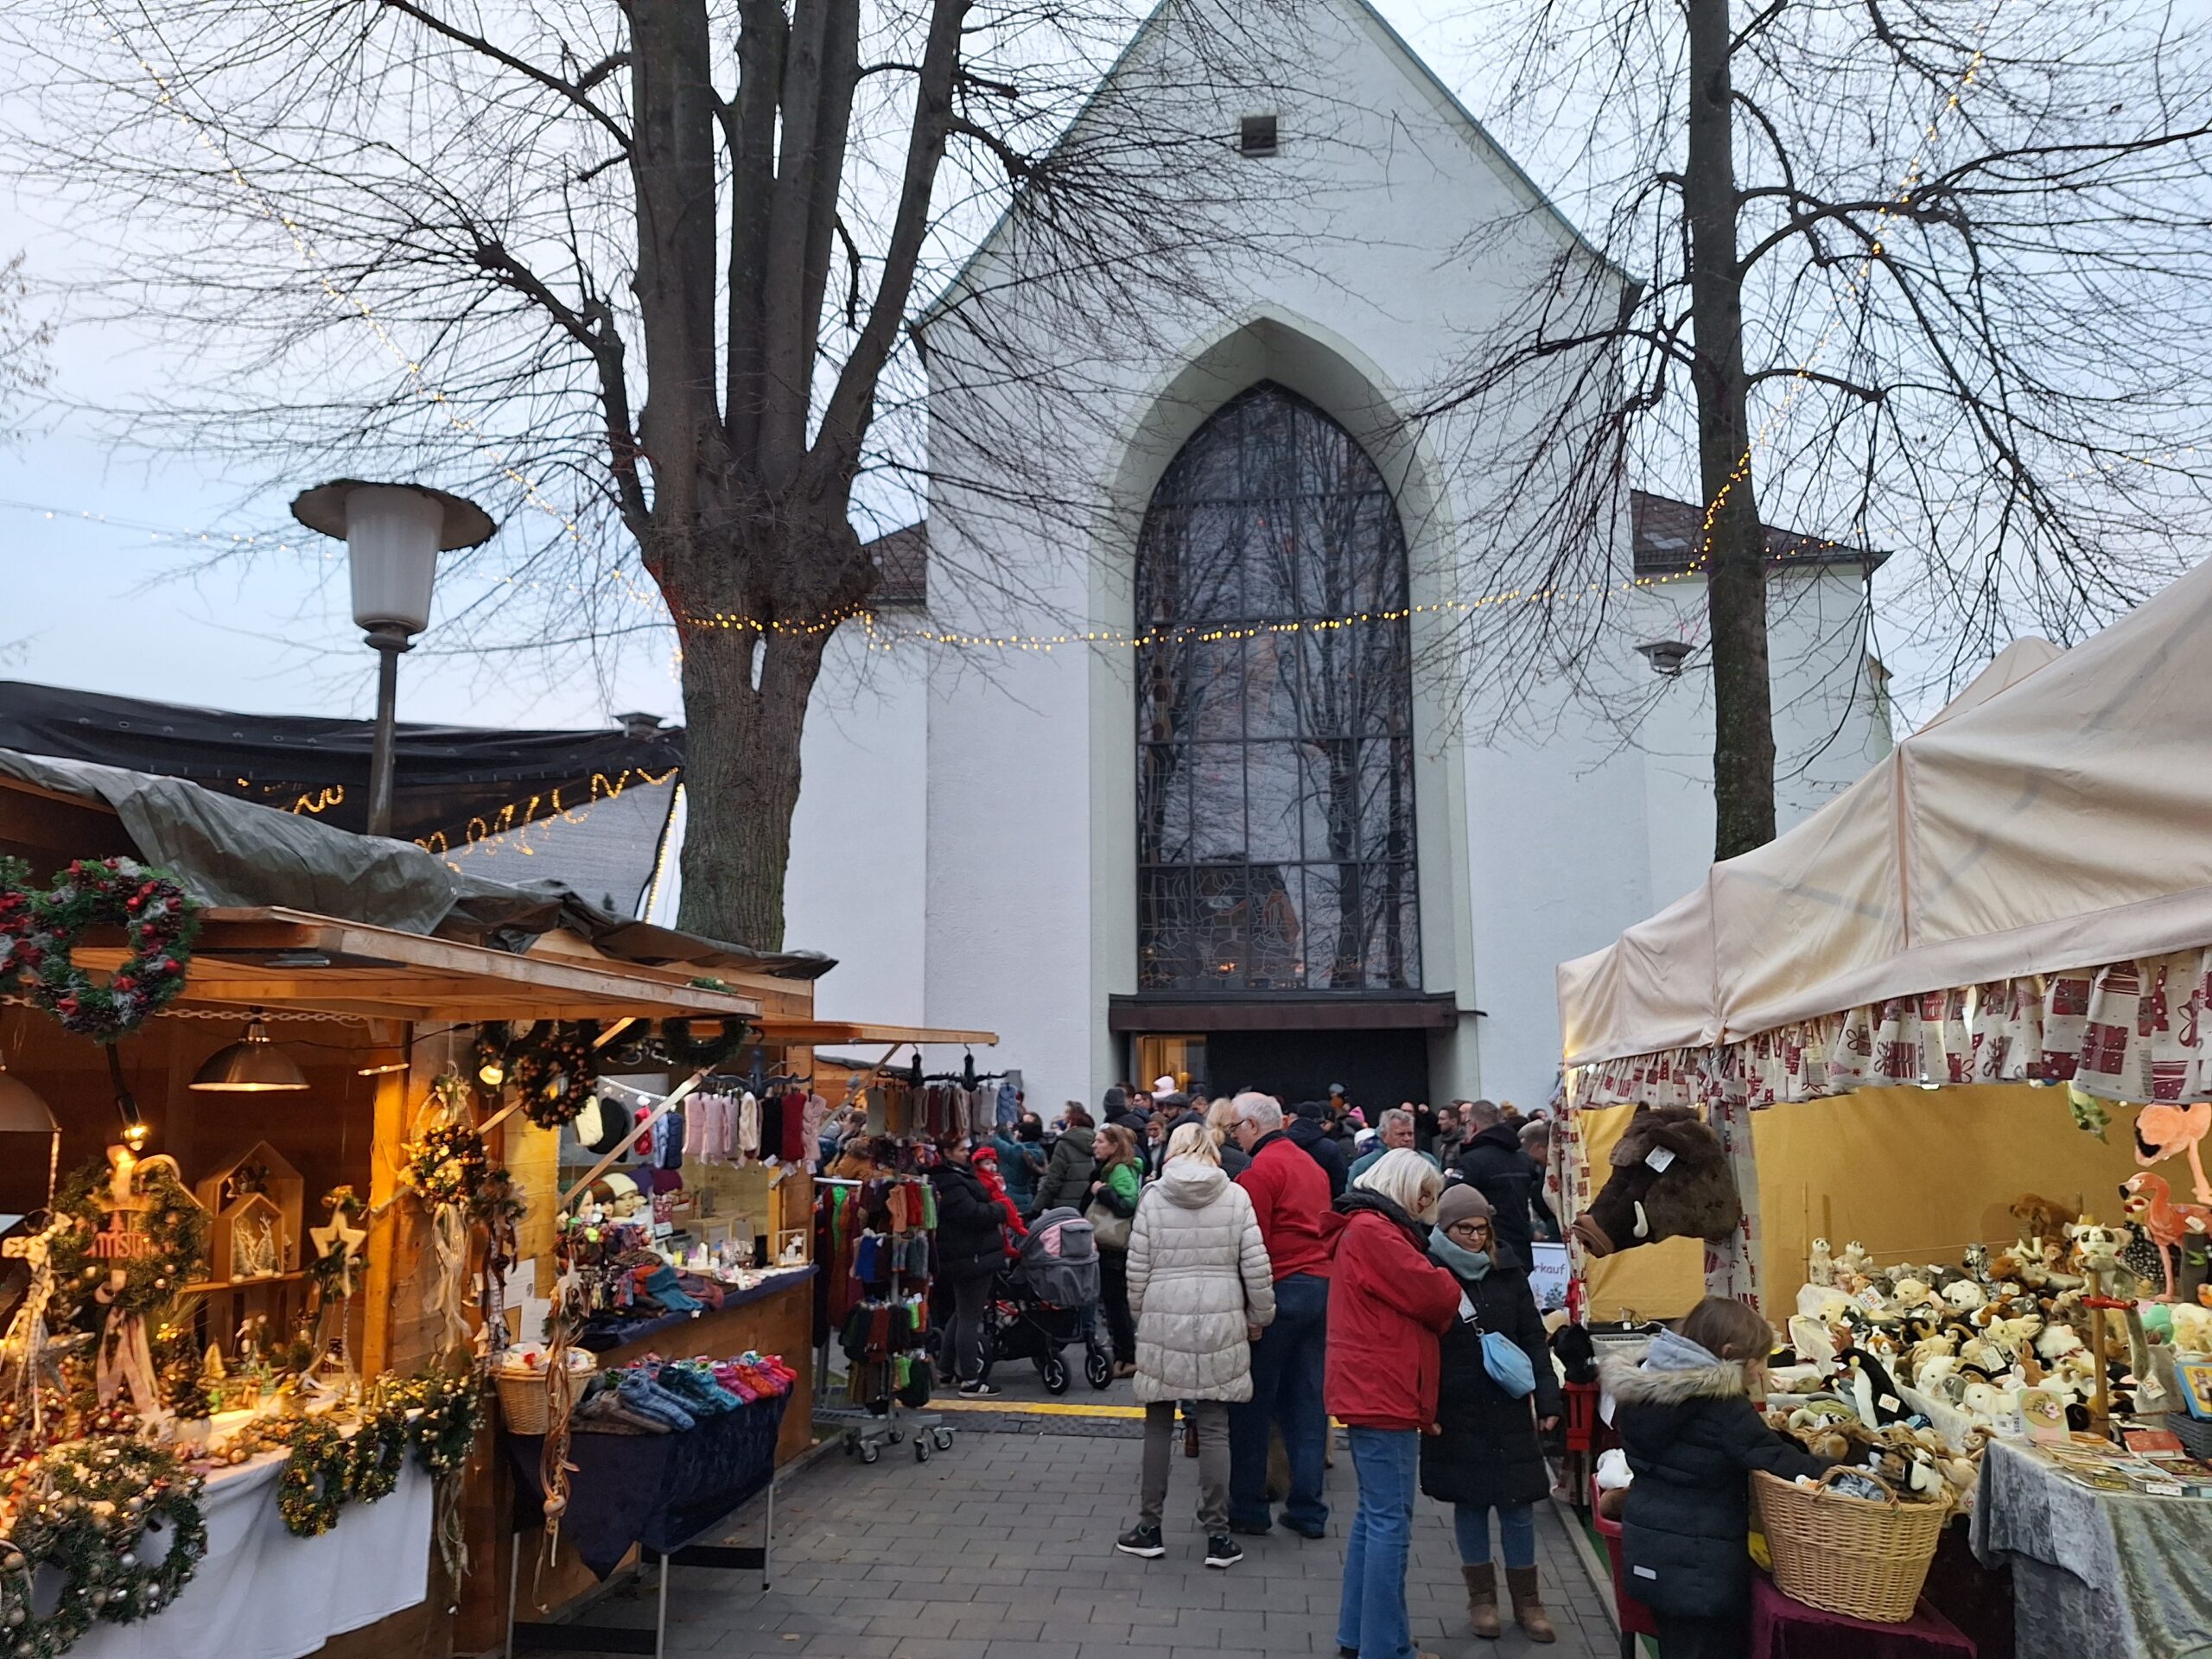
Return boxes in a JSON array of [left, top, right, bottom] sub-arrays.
[[2169, 1300, 2212, 1357], [1942, 1279, 1988, 1314], [1568, 1103, 1744, 1257], [2119, 1172, 2212, 1300], [1962, 1241, 1991, 1283], [1807, 1236, 1835, 1287], [1838, 1240, 1875, 1283], [2013, 1193, 2080, 1245], [2135, 1100, 2212, 1206]]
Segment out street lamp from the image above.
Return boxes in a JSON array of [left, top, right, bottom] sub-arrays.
[[289, 480, 496, 836]]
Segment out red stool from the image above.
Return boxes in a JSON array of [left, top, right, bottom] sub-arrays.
[[1591, 1478, 1659, 1659]]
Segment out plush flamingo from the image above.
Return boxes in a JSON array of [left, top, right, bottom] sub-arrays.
[[2120, 1171, 2212, 1300], [2137, 1102, 2212, 1205]]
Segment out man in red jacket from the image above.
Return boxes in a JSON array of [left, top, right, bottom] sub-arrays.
[[1226, 1091, 1335, 1537]]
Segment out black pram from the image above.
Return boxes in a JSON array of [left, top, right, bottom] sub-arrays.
[[982, 1207, 1112, 1393]]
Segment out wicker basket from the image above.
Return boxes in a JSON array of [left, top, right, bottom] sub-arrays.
[[1751, 1466, 1946, 1623], [493, 1349, 595, 1435], [2162, 1411, 2212, 1460]]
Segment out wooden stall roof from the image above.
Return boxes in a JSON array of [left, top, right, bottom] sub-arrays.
[[751, 1016, 997, 1047], [71, 906, 765, 1022]]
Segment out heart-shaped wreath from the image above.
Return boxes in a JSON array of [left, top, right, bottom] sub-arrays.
[[0, 856, 198, 1040]]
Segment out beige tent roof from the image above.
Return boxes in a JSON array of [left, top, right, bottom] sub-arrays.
[[1559, 558, 2212, 1066]]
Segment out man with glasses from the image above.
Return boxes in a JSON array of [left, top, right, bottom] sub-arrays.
[[1225, 1091, 1334, 1538]]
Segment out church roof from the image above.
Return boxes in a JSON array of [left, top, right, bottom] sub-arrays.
[[917, 0, 1624, 329], [1629, 490, 1886, 579], [863, 495, 1884, 607]]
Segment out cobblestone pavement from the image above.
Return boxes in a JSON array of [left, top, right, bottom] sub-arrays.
[[521, 1425, 1616, 1658]]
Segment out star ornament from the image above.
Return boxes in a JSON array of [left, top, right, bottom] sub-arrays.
[[309, 1212, 367, 1296]]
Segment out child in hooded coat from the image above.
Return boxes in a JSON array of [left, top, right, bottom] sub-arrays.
[[1601, 1296, 1832, 1659]]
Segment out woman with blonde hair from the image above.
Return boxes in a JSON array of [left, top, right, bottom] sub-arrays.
[[1328, 1147, 1461, 1659], [1116, 1122, 1275, 1568], [1204, 1096, 1251, 1176]]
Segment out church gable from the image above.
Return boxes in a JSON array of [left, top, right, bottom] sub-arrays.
[[921, 0, 1616, 333]]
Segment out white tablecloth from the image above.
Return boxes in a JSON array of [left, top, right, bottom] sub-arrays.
[[72, 1447, 433, 1659]]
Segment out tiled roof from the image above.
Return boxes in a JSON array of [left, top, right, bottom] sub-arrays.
[[1630, 489, 1884, 578], [866, 522, 929, 607]]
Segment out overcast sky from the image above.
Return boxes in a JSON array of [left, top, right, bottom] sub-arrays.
[[0, 0, 1999, 736]]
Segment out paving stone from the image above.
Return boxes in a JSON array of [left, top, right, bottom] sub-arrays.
[[605, 1424, 1606, 1659]]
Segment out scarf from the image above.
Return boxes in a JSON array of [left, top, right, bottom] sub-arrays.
[[1430, 1233, 1493, 1281]]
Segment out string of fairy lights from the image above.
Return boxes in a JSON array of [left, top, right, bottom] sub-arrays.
[[37, 0, 2126, 668]]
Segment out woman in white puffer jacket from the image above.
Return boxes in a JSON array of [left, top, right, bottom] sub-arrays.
[[1115, 1122, 1277, 1569]]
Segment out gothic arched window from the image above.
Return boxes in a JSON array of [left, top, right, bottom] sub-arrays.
[[1135, 381, 1420, 994]]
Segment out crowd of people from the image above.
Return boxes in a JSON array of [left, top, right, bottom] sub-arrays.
[[817, 1077, 1573, 1653], [820, 1081, 1849, 1659]]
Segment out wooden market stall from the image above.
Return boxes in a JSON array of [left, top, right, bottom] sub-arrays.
[[0, 753, 992, 1659]]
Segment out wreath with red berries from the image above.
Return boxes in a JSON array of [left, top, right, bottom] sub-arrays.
[[0, 857, 198, 1040]]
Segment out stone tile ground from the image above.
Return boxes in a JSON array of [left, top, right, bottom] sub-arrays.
[[516, 1426, 1615, 1658]]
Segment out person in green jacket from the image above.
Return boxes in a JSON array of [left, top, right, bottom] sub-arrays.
[[1090, 1123, 1144, 1376]]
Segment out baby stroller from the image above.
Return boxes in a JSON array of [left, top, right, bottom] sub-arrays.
[[982, 1207, 1113, 1393]]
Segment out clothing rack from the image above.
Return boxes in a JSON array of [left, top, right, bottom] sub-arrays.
[[812, 1172, 956, 1467]]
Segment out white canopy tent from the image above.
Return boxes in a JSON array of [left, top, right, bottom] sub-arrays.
[[1559, 556, 2212, 1084]]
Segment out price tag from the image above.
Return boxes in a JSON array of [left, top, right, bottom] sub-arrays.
[[1644, 1147, 1676, 1173]]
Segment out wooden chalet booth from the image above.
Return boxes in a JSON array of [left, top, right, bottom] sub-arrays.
[[0, 752, 981, 1659]]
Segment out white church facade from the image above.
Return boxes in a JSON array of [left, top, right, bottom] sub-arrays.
[[773, 0, 1893, 1110]]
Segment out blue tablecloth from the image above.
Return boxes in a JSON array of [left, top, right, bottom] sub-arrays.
[[506, 1389, 789, 1578]]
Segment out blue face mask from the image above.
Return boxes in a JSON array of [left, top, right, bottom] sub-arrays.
[[1430, 1231, 1492, 1280]]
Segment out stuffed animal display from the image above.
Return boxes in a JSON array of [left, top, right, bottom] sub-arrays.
[[1568, 1103, 1744, 1258]]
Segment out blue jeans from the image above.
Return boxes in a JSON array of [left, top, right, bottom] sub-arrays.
[[1454, 1501, 1535, 1569], [1337, 1427, 1420, 1659], [1227, 1271, 1328, 1532]]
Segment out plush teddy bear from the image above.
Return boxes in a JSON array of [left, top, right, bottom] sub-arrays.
[[1807, 1236, 1835, 1287]]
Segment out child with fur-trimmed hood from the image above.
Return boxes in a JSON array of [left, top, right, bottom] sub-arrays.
[[1601, 1297, 1831, 1659]]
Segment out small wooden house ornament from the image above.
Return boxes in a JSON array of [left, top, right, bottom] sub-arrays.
[[194, 1141, 305, 1279]]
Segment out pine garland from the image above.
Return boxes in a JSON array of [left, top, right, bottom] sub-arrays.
[[345, 1404, 409, 1503], [388, 1372, 480, 1478]]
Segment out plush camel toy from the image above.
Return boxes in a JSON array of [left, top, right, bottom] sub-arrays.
[[1569, 1103, 1744, 1257]]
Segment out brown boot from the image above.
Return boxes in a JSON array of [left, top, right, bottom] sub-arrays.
[[1462, 1562, 1501, 1639], [1505, 1565, 1557, 1643]]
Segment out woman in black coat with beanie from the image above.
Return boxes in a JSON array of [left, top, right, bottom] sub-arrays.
[[1601, 1296, 1832, 1659], [930, 1141, 1010, 1397], [1420, 1184, 1562, 1643]]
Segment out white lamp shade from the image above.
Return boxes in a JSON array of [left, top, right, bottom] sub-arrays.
[[344, 486, 446, 635]]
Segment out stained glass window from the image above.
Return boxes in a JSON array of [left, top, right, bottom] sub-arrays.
[[1135, 382, 1420, 993]]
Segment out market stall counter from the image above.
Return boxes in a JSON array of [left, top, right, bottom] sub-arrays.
[[1971, 1436, 2212, 1659]]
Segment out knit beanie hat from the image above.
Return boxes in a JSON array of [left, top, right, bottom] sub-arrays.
[[1433, 1183, 1494, 1230]]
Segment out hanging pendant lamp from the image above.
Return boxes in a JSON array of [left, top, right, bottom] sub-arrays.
[[189, 1010, 310, 1093]]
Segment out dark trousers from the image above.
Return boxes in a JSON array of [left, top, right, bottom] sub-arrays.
[[1655, 1611, 1749, 1659], [1227, 1270, 1329, 1533], [944, 1270, 991, 1382], [1099, 1249, 1135, 1363]]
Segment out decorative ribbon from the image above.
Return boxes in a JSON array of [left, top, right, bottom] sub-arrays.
[[0, 1224, 57, 1433], [427, 1202, 472, 1361], [93, 1308, 162, 1421]]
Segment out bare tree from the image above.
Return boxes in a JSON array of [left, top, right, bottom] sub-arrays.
[[1427, 0, 2212, 857], [1, 0, 1308, 946]]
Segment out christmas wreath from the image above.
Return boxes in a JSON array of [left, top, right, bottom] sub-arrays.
[[277, 1419, 350, 1537], [45, 1159, 209, 1324], [346, 1403, 410, 1503], [399, 1122, 490, 1210], [658, 1017, 748, 1071], [3, 859, 198, 1040], [0, 1437, 207, 1650], [389, 1371, 481, 1478], [511, 1023, 598, 1129]]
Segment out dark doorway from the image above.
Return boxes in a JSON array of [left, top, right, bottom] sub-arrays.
[[1200, 1027, 1431, 1111]]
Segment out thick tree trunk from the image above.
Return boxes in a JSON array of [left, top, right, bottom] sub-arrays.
[[1683, 0, 1777, 861], [676, 623, 831, 950]]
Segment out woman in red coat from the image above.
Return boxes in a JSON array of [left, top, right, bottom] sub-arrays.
[[1327, 1147, 1461, 1659]]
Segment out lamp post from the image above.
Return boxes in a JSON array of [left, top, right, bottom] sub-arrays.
[[289, 480, 496, 836]]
